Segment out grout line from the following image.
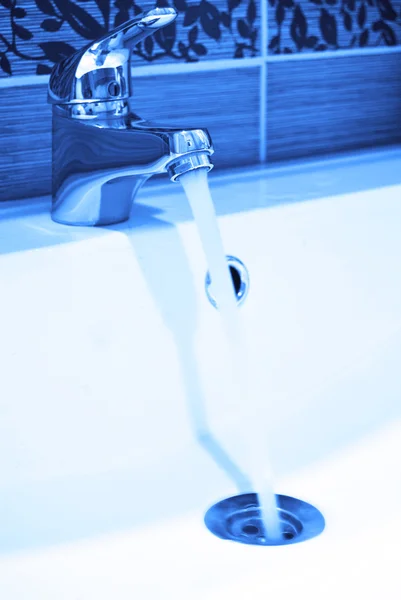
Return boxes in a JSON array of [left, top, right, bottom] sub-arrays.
[[259, 63, 267, 163], [0, 58, 264, 89], [259, 0, 268, 164], [267, 45, 401, 62], [0, 74, 50, 88], [131, 56, 264, 74], [1, 44, 400, 89]]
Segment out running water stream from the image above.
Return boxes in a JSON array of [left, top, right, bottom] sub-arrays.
[[179, 168, 281, 541]]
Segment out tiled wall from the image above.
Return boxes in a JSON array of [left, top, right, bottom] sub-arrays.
[[0, 0, 260, 75], [268, 0, 401, 54], [1, 1, 401, 201], [1, 0, 400, 75], [267, 52, 401, 161]]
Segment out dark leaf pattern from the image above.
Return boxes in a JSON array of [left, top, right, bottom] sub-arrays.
[[234, 43, 244, 57], [290, 4, 307, 51], [377, 0, 397, 20], [199, 0, 221, 41], [34, 0, 56, 14], [0, 0, 260, 72], [269, 34, 279, 49], [154, 21, 176, 51], [276, 4, 285, 26], [183, 4, 199, 26], [220, 11, 231, 28], [174, 0, 187, 10], [359, 28, 369, 44], [247, 0, 256, 23], [13, 23, 33, 40], [305, 34, 318, 47], [269, 0, 400, 54], [229, 0, 241, 10], [372, 18, 397, 44], [95, 0, 110, 28], [113, 3, 129, 28], [41, 18, 63, 32], [343, 11, 352, 31], [36, 62, 53, 73], [0, 0, 400, 75], [178, 39, 187, 53], [237, 18, 250, 38], [192, 41, 207, 54], [189, 24, 198, 43], [357, 3, 366, 28], [0, 53, 11, 75], [39, 40, 77, 62], [144, 34, 154, 54], [13, 7, 27, 18], [53, 0, 105, 39], [319, 8, 337, 46]]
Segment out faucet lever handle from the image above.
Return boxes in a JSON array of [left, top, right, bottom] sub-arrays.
[[48, 8, 177, 106]]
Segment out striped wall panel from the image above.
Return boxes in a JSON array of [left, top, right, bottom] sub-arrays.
[[267, 52, 401, 162], [0, 67, 260, 201]]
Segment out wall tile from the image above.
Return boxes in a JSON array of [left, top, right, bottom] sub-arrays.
[[0, 0, 260, 77], [0, 83, 51, 200], [132, 67, 261, 168], [266, 53, 401, 161], [0, 67, 260, 201], [268, 0, 401, 54]]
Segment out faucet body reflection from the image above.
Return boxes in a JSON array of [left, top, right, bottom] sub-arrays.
[[48, 7, 214, 226]]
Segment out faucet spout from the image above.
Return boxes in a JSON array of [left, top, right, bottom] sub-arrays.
[[168, 153, 213, 182]]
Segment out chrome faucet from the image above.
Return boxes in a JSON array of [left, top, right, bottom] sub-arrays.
[[48, 7, 214, 226]]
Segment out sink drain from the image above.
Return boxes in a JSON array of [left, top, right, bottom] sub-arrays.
[[205, 256, 249, 308], [204, 493, 325, 546]]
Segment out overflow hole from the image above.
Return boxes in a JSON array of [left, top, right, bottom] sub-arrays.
[[205, 256, 250, 309], [283, 531, 295, 540], [242, 524, 259, 536], [229, 266, 241, 295]]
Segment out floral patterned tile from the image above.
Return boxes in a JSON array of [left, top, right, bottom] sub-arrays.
[[0, 0, 260, 77], [267, 0, 401, 55]]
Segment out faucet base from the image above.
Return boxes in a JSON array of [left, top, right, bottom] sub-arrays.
[[51, 175, 149, 227], [50, 107, 213, 227]]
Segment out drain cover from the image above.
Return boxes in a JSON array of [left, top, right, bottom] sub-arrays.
[[204, 493, 325, 546]]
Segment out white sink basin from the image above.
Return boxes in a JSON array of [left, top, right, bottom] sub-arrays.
[[0, 149, 400, 598]]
